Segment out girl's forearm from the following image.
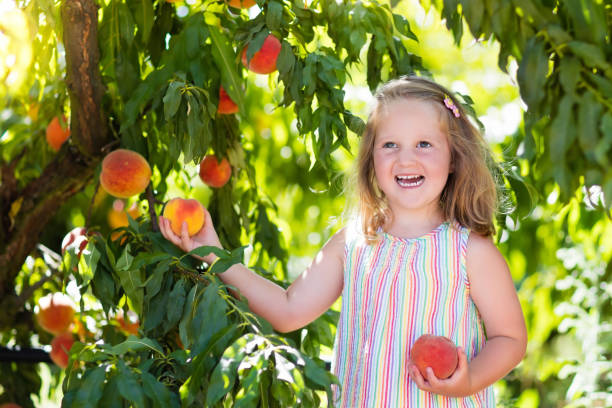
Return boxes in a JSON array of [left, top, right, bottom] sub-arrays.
[[466, 335, 527, 394]]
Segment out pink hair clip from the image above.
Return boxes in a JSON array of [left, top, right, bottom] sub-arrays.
[[443, 95, 460, 118]]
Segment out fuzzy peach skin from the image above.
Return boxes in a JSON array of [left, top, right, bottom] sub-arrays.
[[217, 86, 239, 114], [227, 0, 256, 8], [199, 155, 232, 188], [45, 116, 70, 151], [50, 332, 74, 369], [241, 34, 281, 74], [162, 198, 206, 237], [99, 149, 152, 198], [36, 293, 75, 335], [410, 334, 459, 379]]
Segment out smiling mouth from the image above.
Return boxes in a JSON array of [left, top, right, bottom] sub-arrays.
[[395, 175, 424, 187]]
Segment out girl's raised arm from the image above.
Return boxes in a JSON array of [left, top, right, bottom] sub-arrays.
[[158, 211, 345, 333]]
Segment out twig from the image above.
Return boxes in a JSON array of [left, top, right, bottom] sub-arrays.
[[146, 184, 160, 232]]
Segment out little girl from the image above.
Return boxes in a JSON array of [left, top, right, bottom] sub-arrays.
[[159, 76, 527, 407]]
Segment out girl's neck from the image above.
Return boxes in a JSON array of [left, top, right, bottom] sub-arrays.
[[383, 208, 446, 240]]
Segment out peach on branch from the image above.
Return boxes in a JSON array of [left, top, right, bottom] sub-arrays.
[[50, 332, 75, 369], [162, 198, 206, 237], [409, 334, 459, 379], [108, 199, 141, 229], [217, 86, 239, 115], [99, 149, 151, 198], [46, 116, 70, 151], [241, 34, 281, 74], [227, 0, 256, 7], [36, 293, 76, 335], [199, 155, 231, 188]]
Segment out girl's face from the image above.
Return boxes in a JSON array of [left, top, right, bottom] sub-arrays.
[[373, 98, 452, 219]]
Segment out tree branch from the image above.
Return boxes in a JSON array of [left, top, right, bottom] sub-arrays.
[[0, 0, 111, 331]]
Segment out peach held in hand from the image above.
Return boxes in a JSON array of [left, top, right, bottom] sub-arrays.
[[409, 334, 459, 379], [99, 149, 152, 198], [163, 198, 206, 237]]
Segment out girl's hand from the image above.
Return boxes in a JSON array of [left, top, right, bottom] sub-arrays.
[[408, 347, 473, 398], [158, 209, 223, 264]]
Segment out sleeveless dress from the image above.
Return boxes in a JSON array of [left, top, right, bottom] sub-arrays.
[[331, 221, 495, 407]]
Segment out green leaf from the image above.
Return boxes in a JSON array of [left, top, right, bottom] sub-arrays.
[[77, 242, 100, 287], [277, 41, 295, 76], [558, 57, 581, 94], [116, 244, 134, 272], [206, 334, 252, 405], [92, 265, 116, 313], [461, 0, 484, 37], [209, 25, 245, 115], [266, 1, 284, 31], [141, 372, 178, 408], [72, 366, 107, 407], [210, 245, 247, 274], [99, 375, 123, 408], [164, 278, 188, 332], [111, 336, 165, 356], [567, 41, 611, 73], [595, 112, 612, 166], [577, 91, 603, 153], [131, 0, 154, 44], [517, 36, 549, 110], [179, 283, 199, 349], [144, 258, 171, 302], [163, 81, 183, 120], [392, 13, 417, 41], [117, 361, 146, 407], [117, 3, 136, 47], [245, 30, 270, 65], [190, 281, 229, 355], [549, 94, 576, 159]]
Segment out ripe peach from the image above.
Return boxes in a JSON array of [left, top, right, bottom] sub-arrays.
[[227, 0, 256, 8], [108, 200, 141, 229], [163, 198, 206, 237], [241, 34, 281, 74], [46, 116, 70, 151], [36, 293, 76, 335], [50, 332, 74, 369], [99, 149, 152, 198], [217, 86, 239, 115], [409, 334, 458, 379], [199, 155, 231, 188]]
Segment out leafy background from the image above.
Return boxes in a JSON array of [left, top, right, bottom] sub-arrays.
[[0, 0, 611, 407]]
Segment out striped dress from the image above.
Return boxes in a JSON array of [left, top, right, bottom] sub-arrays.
[[331, 221, 495, 407]]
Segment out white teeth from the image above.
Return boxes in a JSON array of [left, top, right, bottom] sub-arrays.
[[395, 175, 424, 187]]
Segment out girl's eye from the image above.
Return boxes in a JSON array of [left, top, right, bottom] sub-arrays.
[[382, 142, 397, 148], [417, 141, 432, 148]]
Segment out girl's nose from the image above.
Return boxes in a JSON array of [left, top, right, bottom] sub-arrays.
[[398, 147, 416, 165]]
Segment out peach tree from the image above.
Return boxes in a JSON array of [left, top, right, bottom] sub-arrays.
[[0, 0, 424, 405], [1, 0, 611, 406]]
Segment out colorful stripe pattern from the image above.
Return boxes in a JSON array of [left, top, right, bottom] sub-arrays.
[[331, 222, 495, 407]]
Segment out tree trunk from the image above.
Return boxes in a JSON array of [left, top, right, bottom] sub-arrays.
[[0, 0, 110, 331]]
